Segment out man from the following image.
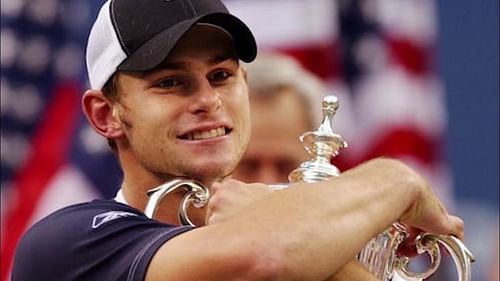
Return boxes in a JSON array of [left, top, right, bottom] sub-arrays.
[[233, 52, 325, 184], [12, 0, 463, 281]]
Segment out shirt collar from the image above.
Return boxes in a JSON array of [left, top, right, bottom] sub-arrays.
[[113, 189, 129, 205]]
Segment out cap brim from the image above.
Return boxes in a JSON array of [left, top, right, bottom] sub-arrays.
[[118, 13, 257, 72]]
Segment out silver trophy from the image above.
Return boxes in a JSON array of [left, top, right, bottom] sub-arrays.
[[145, 95, 475, 281], [285, 95, 475, 280]]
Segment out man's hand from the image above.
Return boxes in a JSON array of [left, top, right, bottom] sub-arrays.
[[400, 181, 464, 241], [343, 158, 464, 240], [206, 179, 273, 225]]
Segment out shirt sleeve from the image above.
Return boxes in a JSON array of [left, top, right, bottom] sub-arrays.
[[12, 201, 194, 281]]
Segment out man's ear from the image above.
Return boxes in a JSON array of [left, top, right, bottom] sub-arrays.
[[81, 90, 124, 139]]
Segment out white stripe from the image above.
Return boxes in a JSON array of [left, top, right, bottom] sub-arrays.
[[27, 164, 100, 227], [224, 0, 338, 47], [372, 0, 437, 44], [351, 65, 447, 149], [323, 67, 446, 159]]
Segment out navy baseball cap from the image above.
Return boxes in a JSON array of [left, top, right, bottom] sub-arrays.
[[86, 0, 257, 90]]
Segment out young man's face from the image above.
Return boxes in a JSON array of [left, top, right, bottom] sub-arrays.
[[113, 25, 251, 184]]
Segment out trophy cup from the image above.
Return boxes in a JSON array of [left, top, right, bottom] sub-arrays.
[[144, 95, 475, 281]]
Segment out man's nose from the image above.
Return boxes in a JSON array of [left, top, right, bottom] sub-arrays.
[[188, 79, 222, 115]]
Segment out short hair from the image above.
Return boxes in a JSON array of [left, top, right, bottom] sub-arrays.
[[243, 51, 326, 128]]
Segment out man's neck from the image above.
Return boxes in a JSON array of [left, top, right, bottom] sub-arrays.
[[116, 149, 218, 226]]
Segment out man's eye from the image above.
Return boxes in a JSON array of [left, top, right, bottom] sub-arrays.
[[157, 78, 180, 88], [209, 71, 230, 82]]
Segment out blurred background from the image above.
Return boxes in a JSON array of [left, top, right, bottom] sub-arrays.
[[1, 0, 498, 280]]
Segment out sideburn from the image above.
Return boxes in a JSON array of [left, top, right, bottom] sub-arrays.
[[113, 103, 133, 130]]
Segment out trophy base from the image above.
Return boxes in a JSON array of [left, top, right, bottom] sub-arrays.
[[288, 160, 340, 183]]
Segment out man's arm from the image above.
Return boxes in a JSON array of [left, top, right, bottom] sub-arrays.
[[145, 158, 463, 281], [325, 260, 379, 281]]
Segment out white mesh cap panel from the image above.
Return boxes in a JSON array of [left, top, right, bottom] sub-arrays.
[[86, 0, 127, 90]]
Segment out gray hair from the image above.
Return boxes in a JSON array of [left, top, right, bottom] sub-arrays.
[[243, 51, 326, 128]]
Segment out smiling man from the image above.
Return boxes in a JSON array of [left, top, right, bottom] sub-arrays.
[[12, 1, 464, 281]]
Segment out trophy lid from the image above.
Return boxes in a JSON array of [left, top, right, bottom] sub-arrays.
[[288, 95, 347, 183]]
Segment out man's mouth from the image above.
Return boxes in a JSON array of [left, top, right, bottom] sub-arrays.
[[179, 126, 231, 141]]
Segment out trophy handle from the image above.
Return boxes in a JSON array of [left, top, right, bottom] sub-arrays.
[[395, 233, 476, 281], [145, 178, 210, 226]]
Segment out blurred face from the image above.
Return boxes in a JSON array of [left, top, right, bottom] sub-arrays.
[[233, 88, 311, 184], [113, 25, 251, 185]]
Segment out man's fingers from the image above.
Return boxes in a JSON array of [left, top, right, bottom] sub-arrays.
[[428, 213, 464, 240], [447, 215, 465, 240]]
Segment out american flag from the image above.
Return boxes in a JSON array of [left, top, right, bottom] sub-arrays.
[[1, 0, 454, 280], [0, 0, 122, 279]]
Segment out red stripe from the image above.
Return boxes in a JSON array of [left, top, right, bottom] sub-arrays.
[[275, 41, 341, 80], [387, 36, 434, 75], [1, 83, 81, 281], [363, 128, 440, 163]]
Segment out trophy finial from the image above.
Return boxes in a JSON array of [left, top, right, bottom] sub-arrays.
[[323, 95, 339, 112], [317, 95, 341, 139], [288, 94, 347, 183]]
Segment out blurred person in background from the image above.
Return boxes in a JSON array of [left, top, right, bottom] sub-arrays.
[[233, 52, 326, 184]]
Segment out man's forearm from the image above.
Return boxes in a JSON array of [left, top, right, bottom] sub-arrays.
[[147, 158, 460, 281], [325, 260, 378, 281], [204, 158, 421, 280]]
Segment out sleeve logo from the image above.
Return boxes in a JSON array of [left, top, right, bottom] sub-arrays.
[[92, 211, 139, 229]]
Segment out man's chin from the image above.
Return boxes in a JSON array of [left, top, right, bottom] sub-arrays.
[[182, 161, 235, 184]]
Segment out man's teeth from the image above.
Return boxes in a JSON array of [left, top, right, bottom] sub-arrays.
[[187, 127, 226, 140]]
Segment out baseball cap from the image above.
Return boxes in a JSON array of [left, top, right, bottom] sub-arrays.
[[86, 0, 257, 90]]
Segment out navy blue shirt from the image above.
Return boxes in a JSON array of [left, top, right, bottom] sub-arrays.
[[12, 200, 193, 281]]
